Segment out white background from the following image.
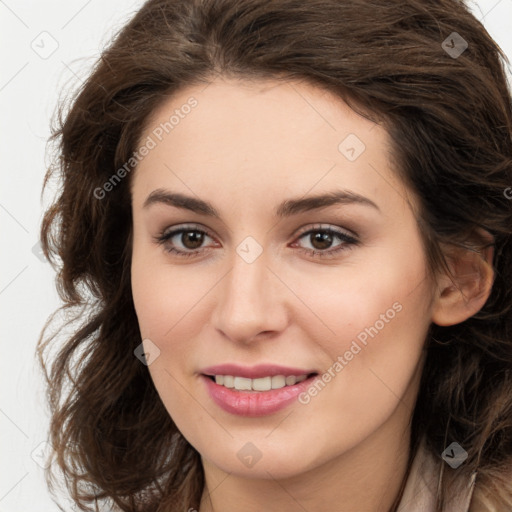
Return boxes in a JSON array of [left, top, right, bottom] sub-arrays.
[[1, 0, 511, 510]]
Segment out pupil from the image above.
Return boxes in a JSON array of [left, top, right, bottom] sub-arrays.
[[183, 231, 203, 249], [312, 232, 332, 250]]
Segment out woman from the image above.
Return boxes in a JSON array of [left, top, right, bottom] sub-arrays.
[[38, 0, 512, 510]]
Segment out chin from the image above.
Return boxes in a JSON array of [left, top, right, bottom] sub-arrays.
[[197, 434, 330, 481]]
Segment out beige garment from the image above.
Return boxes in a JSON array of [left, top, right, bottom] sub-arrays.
[[396, 437, 476, 512]]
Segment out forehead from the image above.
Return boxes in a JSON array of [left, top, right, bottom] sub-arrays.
[[139, 76, 380, 158], [131, 77, 411, 216]]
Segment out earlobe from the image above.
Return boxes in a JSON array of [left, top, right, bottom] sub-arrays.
[[431, 242, 494, 327]]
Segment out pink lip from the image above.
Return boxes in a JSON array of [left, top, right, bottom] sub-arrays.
[[200, 372, 318, 417], [200, 363, 315, 379]]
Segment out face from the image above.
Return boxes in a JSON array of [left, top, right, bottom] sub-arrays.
[[130, 77, 437, 480]]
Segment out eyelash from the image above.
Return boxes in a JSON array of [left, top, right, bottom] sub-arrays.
[[154, 223, 359, 260]]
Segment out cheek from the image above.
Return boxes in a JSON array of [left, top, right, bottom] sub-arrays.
[[288, 242, 432, 355], [130, 251, 208, 426], [131, 244, 207, 341], [290, 245, 432, 429]]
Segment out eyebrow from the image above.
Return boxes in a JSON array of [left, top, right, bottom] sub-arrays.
[[142, 188, 380, 217]]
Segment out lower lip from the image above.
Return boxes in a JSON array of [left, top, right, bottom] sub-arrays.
[[201, 374, 318, 417]]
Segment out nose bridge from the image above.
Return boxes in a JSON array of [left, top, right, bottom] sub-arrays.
[[212, 240, 285, 342]]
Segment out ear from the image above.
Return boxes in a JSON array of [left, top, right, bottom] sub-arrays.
[[431, 234, 495, 327]]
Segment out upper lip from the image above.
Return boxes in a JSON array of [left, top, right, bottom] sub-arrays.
[[200, 364, 317, 379]]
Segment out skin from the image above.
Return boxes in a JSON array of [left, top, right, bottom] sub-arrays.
[[130, 77, 492, 511]]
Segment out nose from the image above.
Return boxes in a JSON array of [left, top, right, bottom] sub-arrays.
[[210, 246, 288, 345]]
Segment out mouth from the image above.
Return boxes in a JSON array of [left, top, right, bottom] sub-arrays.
[[200, 371, 320, 417]]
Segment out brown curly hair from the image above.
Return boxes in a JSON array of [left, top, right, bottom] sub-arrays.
[[38, 0, 512, 510]]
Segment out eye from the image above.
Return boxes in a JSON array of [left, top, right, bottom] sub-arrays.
[[154, 224, 217, 258], [291, 224, 359, 259], [154, 223, 359, 259]]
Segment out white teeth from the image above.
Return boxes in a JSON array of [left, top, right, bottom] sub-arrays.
[[285, 375, 297, 386], [252, 376, 272, 391], [211, 374, 310, 391], [234, 376, 252, 391], [271, 375, 286, 389], [223, 375, 234, 388]]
